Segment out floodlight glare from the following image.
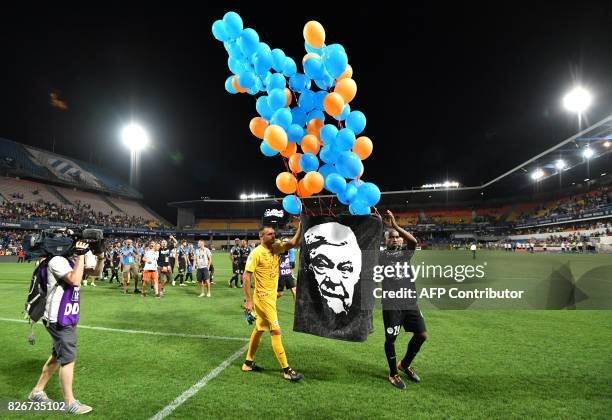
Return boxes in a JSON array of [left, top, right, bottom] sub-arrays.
[[582, 147, 594, 159], [563, 87, 592, 113], [604, 141, 611, 148], [554, 159, 566, 170], [121, 123, 149, 151], [530, 169, 544, 181]]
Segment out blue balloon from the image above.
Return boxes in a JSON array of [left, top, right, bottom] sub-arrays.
[[212, 20, 230, 42], [319, 145, 338, 164], [223, 11, 243, 39], [335, 128, 356, 151], [300, 153, 319, 173], [256, 96, 273, 120], [228, 57, 246, 75], [271, 49, 286, 72], [253, 44, 272, 75], [325, 173, 346, 194], [289, 73, 311, 93], [268, 88, 286, 111], [323, 44, 348, 78], [271, 108, 292, 131], [238, 28, 259, 56], [320, 124, 338, 146], [260, 141, 278, 157], [319, 163, 335, 179], [224, 40, 244, 59], [290, 107, 308, 127], [282, 57, 297, 77], [335, 104, 351, 121], [304, 41, 324, 55], [238, 71, 257, 89], [282, 195, 302, 215], [336, 151, 361, 179], [266, 73, 286, 92], [349, 179, 364, 189], [298, 90, 315, 113], [224, 76, 237, 94], [287, 124, 304, 143], [346, 111, 366, 135], [304, 57, 325, 80], [356, 182, 381, 206], [314, 91, 328, 110], [349, 199, 370, 215], [314, 72, 335, 90], [337, 183, 358, 205], [307, 110, 325, 123]]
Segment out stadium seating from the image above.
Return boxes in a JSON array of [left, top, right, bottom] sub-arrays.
[[53, 186, 117, 214], [112, 196, 159, 221], [0, 178, 64, 205]]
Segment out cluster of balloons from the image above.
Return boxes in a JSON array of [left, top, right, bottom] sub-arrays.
[[213, 12, 380, 215]]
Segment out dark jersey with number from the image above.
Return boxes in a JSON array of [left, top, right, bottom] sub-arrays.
[[177, 247, 187, 267], [158, 246, 171, 267], [230, 245, 241, 266], [112, 250, 121, 267], [379, 244, 417, 310], [238, 246, 251, 267]]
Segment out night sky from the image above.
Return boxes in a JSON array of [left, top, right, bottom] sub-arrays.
[[1, 3, 611, 221]]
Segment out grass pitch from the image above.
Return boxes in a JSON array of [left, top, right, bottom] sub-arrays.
[[0, 250, 611, 419]]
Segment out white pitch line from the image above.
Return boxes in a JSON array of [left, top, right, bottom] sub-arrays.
[[0, 318, 248, 342], [150, 343, 249, 420]]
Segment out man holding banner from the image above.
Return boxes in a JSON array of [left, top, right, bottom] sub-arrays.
[[241, 223, 303, 382]]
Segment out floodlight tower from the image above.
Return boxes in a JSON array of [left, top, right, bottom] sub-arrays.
[[121, 123, 149, 188]]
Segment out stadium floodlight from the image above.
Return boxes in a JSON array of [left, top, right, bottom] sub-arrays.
[[240, 193, 269, 200], [582, 147, 594, 159], [421, 181, 460, 189], [562, 87, 592, 113], [530, 168, 544, 181], [554, 159, 566, 170], [604, 141, 611, 148], [121, 123, 149, 151]]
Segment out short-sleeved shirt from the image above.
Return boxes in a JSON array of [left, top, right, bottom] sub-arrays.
[[230, 245, 241, 264], [143, 250, 159, 270], [44, 256, 74, 323], [158, 246, 171, 267], [194, 247, 212, 269], [120, 246, 136, 265], [245, 241, 285, 299], [380, 244, 417, 310]]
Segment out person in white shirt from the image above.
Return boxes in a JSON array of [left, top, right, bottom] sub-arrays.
[[141, 241, 160, 298], [194, 239, 213, 297], [470, 243, 477, 259]]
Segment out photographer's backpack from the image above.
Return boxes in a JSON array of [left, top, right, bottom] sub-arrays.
[[24, 257, 55, 323]]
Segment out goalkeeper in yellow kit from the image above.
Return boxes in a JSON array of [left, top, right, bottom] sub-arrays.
[[242, 223, 303, 382]]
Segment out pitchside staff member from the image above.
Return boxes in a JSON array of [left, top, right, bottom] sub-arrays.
[[380, 210, 427, 390], [229, 238, 241, 288], [277, 239, 296, 300], [28, 240, 93, 414]]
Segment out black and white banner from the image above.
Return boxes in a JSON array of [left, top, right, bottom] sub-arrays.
[[293, 215, 383, 342]]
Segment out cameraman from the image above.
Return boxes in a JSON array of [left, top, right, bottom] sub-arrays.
[[28, 240, 93, 414]]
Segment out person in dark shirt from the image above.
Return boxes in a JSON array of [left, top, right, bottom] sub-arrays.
[[379, 210, 426, 390]]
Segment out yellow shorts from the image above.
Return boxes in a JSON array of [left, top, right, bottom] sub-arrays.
[[254, 295, 280, 331]]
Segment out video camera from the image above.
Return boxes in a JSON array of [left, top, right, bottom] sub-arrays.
[[22, 227, 104, 260]]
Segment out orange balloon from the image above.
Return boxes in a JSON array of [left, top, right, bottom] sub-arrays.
[[301, 134, 320, 155], [304, 171, 324, 194], [263, 125, 288, 152], [353, 136, 373, 160], [297, 178, 313, 198], [323, 92, 345, 117], [334, 78, 357, 103], [284, 88, 292, 107], [232, 76, 248, 93], [288, 153, 303, 173], [357, 162, 364, 179], [249, 117, 269, 139], [281, 141, 297, 158], [306, 118, 324, 137], [303, 21, 325, 49], [302, 52, 321, 65], [336, 64, 353, 82], [276, 172, 298, 194]]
